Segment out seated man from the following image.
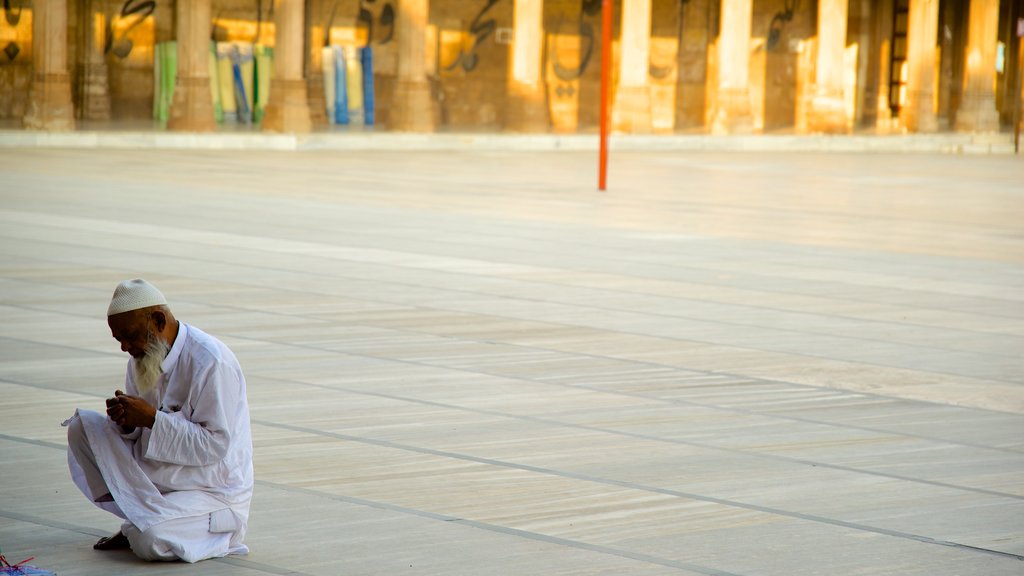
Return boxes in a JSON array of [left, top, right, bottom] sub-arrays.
[[64, 278, 253, 562]]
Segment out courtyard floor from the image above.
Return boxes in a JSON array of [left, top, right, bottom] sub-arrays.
[[0, 146, 1022, 575]]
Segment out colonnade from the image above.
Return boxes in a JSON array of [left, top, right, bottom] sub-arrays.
[[21, 0, 1009, 135]]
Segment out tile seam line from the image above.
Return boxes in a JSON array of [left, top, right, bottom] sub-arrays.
[[7, 223, 1021, 322], [2, 214, 1022, 313], [261, 321, 1024, 423], [2, 250, 1022, 384], [11, 164, 1024, 233], [4, 424, 1019, 518], [258, 320, 1024, 413], [3, 220, 1022, 319], [0, 334, 119, 361], [4, 204, 1017, 291], [254, 419, 1024, 563], [4, 367, 1024, 494], [5, 263, 1020, 365], [1, 419, 1019, 564], [4, 325, 1022, 456], [2, 295, 1022, 421], [253, 374, 1024, 501], [250, 351, 1024, 453], [14, 189, 1024, 287], [2, 140, 1015, 204], [4, 313, 1024, 452], [0, 509, 316, 576], [0, 436, 739, 576], [254, 479, 748, 576], [4, 269, 1021, 361], [118, 193, 1024, 276], [79, 239, 1024, 348]]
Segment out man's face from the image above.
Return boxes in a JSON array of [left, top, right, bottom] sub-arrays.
[[108, 312, 152, 358]]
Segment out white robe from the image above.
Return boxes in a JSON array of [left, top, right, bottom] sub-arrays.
[[66, 323, 254, 562]]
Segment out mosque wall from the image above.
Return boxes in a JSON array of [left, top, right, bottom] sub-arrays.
[[0, 2, 33, 119]]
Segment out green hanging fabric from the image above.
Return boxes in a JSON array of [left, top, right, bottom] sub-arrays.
[[253, 44, 273, 124], [153, 41, 177, 124], [153, 42, 162, 121], [209, 40, 223, 123]]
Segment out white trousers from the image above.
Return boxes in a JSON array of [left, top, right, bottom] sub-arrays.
[[66, 409, 243, 563]]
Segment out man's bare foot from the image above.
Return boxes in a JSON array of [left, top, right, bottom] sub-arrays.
[[93, 531, 130, 550]]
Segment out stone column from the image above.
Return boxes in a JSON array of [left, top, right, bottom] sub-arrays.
[[806, 0, 849, 133], [710, 0, 754, 134], [506, 0, 547, 132], [677, 0, 710, 129], [901, 0, 938, 132], [78, 8, 112, 121], [168, 0, 216, 132], [390, 0, 434, 131], [305, 0, 328, 126], [23, 0, 76, 130], [613, 0, 652, 133], [873, 0, 895, 128], [955, 0, 999, 132], [263, 0, 313, 132]]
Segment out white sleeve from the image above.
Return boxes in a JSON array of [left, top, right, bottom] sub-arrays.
[[143, 360, 239, 466]]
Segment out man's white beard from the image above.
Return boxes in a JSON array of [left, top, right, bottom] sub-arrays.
[[134, 333, 169, 396]]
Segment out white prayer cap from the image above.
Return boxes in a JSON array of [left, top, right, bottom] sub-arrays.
[[107, 279, 168, 316]]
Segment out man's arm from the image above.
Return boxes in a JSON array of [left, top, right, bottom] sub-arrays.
[[143, 361, 241, 467]]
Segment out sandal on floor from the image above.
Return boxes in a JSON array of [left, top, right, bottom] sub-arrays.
[[93, 531, 130, 551]]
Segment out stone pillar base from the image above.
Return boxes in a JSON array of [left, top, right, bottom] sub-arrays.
[[390, 79, 435, 132], [805, 90, 849, 134], [23, 72, 76, 131], [955, 93, 999, 133], [263, 78, 313, 133], [901, 89, 937, 133], [710, 87, 754, 135], [306, 75, 328, 126], [613, 85, 652, 133], [168, 76, 216, 132], [505, 87, 548, 132]]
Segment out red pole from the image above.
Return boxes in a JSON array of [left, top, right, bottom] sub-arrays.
[[598, 0, 612, 191]]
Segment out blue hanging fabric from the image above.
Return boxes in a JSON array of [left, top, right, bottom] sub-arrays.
[[361, 46, 375, 126], [216, 43, 238, 122], [333, 46, 349, 125], [230, 44, 252, 124], [321, 46, 336, 123]]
